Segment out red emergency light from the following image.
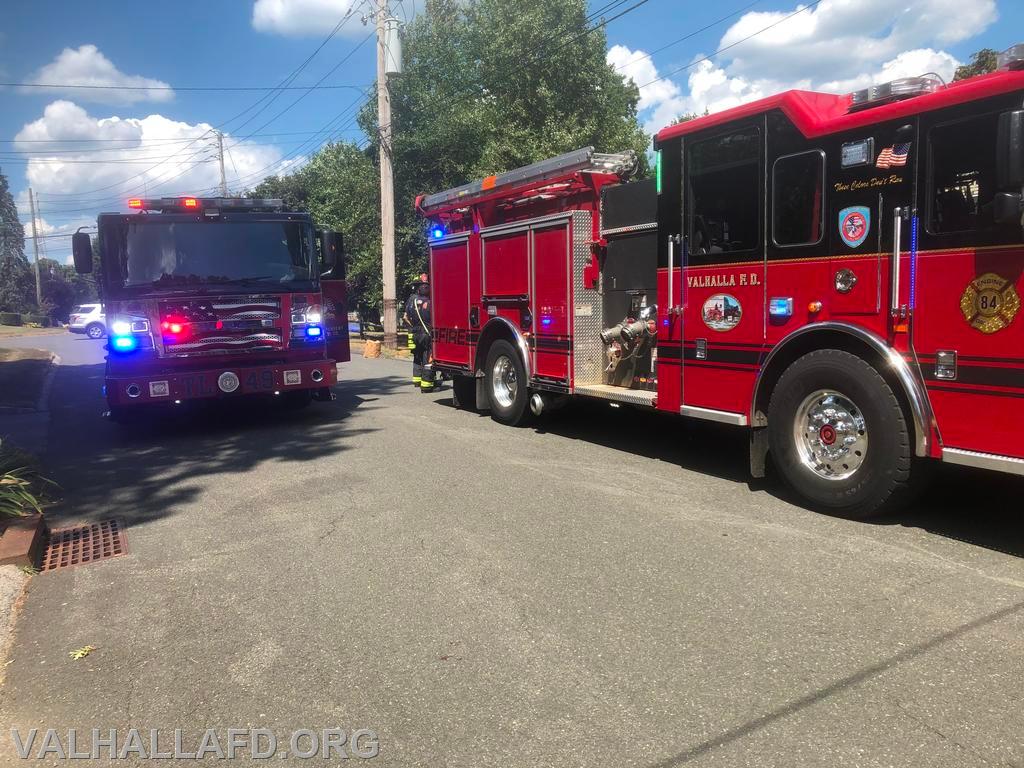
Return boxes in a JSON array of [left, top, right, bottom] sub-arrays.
[[182, 198, 199, 209], [161, 320, 184, 335], [128, 199, 143, 209]]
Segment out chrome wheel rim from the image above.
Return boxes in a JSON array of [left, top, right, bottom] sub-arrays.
[[793, 389, 868, 481], [491, 355, 518, 409], [88, 326, 103, 338]]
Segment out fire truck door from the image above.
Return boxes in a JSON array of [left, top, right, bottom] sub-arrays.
[[320, 233, 350, 364], [681, 122, 766, 416], [530, 222, 571, 382], [913, 107, 1024, 459], [430, 237, 472, 368]]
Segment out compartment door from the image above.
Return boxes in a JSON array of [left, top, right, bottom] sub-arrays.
[[531, 222, 571, 382], [430, 237, 471, 369]]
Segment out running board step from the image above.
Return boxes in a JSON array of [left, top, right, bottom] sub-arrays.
[[573, 384, 656, 407], [942, 448, 1024, 477]]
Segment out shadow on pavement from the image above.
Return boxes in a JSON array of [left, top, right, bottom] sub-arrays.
[[41, 361, 406, 528], [443, 396, 1024, 559]]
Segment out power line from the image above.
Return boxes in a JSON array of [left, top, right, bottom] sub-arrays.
[[5, 82, 368, 92], [635, 0, 824, 90], [33, 0, 371, 201], [609, 0, 762, 76]]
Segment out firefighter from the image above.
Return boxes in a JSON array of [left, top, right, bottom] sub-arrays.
[[403, 273, 435, 392]]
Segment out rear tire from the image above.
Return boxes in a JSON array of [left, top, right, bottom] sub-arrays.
[[484, 340, 531, 426], [452, 375, 477, 410], [767, 349, 912, 519], [86, 323, 105, 339]]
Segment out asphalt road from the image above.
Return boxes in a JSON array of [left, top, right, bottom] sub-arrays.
[[2, 332, 1024, 766]]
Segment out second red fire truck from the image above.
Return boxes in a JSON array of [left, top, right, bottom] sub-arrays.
[[72, 197, 350, 420], [418, 46, 1024, 518]]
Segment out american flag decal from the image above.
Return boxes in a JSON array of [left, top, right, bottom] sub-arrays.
[[876, 142, 911, 169]]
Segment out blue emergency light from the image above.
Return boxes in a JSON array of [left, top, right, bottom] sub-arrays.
[[431, 227, 445, 239], [111, 335, 138, 352], [306, 325, 323, 338]]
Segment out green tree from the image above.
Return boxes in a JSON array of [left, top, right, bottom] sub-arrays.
[[259, 0, 649, 312], [953, 49, 999, 81], [0, 169, 34, 313]]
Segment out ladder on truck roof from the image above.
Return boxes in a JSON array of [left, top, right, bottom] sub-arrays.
[[418, 146, 637, 214]]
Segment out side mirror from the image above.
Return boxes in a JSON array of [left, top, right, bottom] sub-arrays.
[[997, 110, 1024, 189], [72, 232, 93, 274], [993, 192, 1023, 224], [319, 230, 345, 279]]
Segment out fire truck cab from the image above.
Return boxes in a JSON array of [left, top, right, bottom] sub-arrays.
[[419, 47, 1024, 519], [72, 197, 350, 420]]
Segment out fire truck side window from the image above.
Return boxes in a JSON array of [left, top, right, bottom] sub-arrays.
[[687, 126, 761, 263], [772, 151, 824, 247], [928, 114, 1000, 234]]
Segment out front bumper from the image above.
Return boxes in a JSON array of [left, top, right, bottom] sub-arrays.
[[106, 359, 338, 406]]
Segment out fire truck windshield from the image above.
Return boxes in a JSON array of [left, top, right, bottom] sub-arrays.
[[114, 219, 313, 292]]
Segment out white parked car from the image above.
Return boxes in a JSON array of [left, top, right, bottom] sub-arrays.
[[68, 304, 106, 339]]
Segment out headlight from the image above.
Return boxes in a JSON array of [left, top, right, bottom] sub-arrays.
[[111, 316, 149, 335]]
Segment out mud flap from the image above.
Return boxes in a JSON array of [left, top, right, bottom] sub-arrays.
[[750, 427, 768, 479]]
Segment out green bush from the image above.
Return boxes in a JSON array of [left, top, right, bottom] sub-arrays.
[[25, 314, 50, 327], [0, 441, 54, 517], [0, 312, 22, 326]]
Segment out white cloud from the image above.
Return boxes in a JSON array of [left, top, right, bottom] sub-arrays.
[[252, 0, 363, 37], [14, 101, 285, 240], [22, 45, 173, 105], [608, 0, 997, 130]]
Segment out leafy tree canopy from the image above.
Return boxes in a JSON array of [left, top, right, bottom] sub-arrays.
[[953, 49, 999, 81]]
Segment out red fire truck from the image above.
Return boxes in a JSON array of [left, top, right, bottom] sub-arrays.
[[71, 197, 350, 421], [418, 47, 1024, 518]]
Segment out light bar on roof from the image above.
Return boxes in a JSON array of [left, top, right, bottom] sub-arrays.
[[126, 197, 285, 212], [849, 75, 942, 112], [998, 43, 1024, 71]]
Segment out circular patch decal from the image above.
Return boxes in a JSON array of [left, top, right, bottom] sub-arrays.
[[702, 294, 742, 332], [959, 273, 1021, 334], [838, 206, 870, 249]]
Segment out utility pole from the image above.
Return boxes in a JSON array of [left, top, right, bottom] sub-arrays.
[[216, 131, 228, 196], [27, 187, 42, 308], [376, 0, 397, 349]]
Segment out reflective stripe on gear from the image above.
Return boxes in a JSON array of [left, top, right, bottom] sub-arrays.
[[412, 376, 421, 383]]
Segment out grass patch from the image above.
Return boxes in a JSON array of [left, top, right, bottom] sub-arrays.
[[0, 348, 52, 410]]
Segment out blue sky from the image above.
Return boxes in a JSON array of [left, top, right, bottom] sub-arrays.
[[1, 0, 1022, 262]]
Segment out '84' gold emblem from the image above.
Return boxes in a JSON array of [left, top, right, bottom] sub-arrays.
[[960, 273, 1020, 334]]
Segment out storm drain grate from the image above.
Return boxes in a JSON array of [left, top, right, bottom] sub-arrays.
[[40, 519, 128, 572]]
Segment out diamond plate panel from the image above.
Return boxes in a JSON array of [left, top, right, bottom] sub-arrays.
[[571, 210, 604, 388]]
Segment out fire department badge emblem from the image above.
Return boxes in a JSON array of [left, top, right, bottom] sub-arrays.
[[838, 206, 870, 248], [959, 273, 1020, 334]]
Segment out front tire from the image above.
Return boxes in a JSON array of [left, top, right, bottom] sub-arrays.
[[86, 323, 105, 339], [484, 340, 531, 426], [768, 349, 912, 519]]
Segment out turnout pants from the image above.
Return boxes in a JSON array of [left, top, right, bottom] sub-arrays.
[[412, 330, 434, 390]]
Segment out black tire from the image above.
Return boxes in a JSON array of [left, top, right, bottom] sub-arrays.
[[86, 323, 105, 339], [484, 339, 531, 426], [767, 349, 912, 519], [451, 375, 477, 410]]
